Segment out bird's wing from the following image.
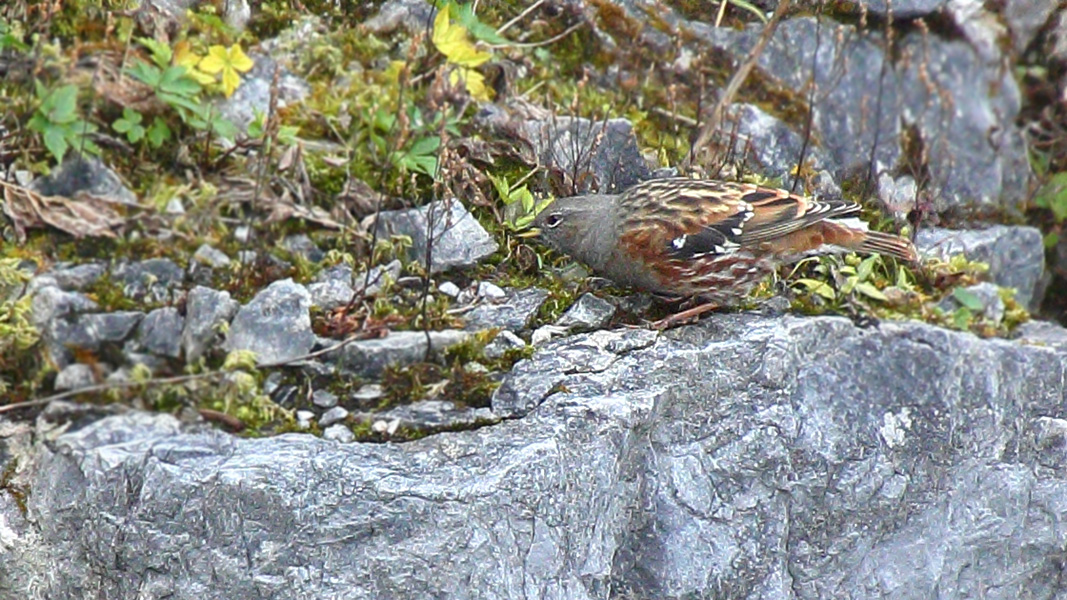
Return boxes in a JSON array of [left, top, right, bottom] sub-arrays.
[[620, 179, 858, 260]]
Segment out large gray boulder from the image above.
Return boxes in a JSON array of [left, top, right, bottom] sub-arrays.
[[2, 313, 1066, 599]]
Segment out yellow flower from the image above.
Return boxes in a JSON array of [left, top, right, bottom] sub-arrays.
[[173, 41, 215, 86], [198, 44, 254, 97]]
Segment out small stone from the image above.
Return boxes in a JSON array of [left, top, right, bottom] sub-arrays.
[[465, 362, 489, 374], [312, 389, 339, 409], [319, 406, 349, 427], [878, 172, 918, 217], [282, 234, 324, 263], [351, 384, 384, 403], [193, 244, 232, 268], [113, 259, 185, 304], [237, 250, 257, 264], [165, 198, 185, 215], [476, 281, 506, 299], [484, 330, 526, 359], [29, 154, 138, 205], [182, 286, 239, 363], [234, 226, 252, 243], [296, 410, 315, 430], [438, 281, 461, 298], [54, 364, 96, 391], [48, 263, 105, 291], [263, 372, 283, 395], [531, 325, 569, 346], [324, 330, 470, 378], [223, 279, 315, 365], [365, 199, 499, 273], [134, 307, 184, 358], [307, 279, 355, 310], [463, 288, 550, 332], [556, 293, 616, 331], [371, 418, 401, 435], [322, 424, 355, 443], [916, 226, 1044, 309]]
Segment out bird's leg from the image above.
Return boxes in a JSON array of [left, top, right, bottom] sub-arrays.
[[649, 301, 721, 330]]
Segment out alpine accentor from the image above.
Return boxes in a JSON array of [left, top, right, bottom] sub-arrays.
[[530, 178, 918, 305]]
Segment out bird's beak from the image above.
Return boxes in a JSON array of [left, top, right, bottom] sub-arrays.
[[516, 227, 542, 238]]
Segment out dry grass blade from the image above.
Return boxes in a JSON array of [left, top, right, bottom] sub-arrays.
[[0, 181, 126, 241]]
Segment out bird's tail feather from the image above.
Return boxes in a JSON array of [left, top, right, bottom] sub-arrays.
[[857, 230, 918, 263]]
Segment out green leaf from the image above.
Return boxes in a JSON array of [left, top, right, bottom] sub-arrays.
[[147, 117, 171, 148], [373, 109, 395, 133], [210, 117, 238, 140], [952, 307, 973, 330], [113, 118, 132, 134], [127, 61, 163, 87], [46, 85, 79, 124], [856, 254, 878, 282], [43, 127, 68, 162], [517, 187, 534, 212], [487, 172, 511, 201], [795, 278, 836, 300], [855, 282, 887, 301], [158, 92, 203, 116], [451, 2, 509, 44], [407, 155, 437, 176], [840, 276, 857, 295], [408, 136, 441, 156], [159, 66, 201, 96], [952, 287, 985, 311], [137, 36, 173, 68], [1044, 231, 1060, 248], [122, 107, 143, 124]]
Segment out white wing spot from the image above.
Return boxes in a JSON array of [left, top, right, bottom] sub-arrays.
[[672, 235, 688, 249]]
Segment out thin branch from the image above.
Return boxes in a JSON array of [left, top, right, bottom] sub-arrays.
[[496, 0, 545, 37], [791, 4, 821, 194], [486, 21, 585, 50]]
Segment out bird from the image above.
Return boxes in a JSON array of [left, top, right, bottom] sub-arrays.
[[528, 178, 918, 327]]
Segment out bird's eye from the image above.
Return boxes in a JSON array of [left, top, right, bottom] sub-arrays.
[[544, 213, 564, 228]]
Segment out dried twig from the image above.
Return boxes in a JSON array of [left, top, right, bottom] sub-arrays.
[[682, 0, 792, 173]]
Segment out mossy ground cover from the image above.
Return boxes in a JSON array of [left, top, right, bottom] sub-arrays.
[[0, 1, 1044, 440]]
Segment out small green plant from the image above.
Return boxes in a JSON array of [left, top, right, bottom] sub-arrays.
[[27, 83, 100, 163], [248, 109, 298, 144], [0, 19, 28, 52], [0, 259, 40, 395], [112, 107, 172, 148], [791, 254, 898, 303], [126, 38, 239, 143], [1033, 171, 1067, 246], [488, 171, 552, 230]]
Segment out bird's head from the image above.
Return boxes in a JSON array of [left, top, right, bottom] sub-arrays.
[[525, 194, 618, 264]]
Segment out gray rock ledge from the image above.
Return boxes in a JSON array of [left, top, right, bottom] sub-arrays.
[[2, 313, 1066, 599]]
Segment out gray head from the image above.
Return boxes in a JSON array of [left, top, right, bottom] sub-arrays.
[[529, 194, 619, 271]]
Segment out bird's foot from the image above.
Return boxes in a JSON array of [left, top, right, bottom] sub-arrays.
[[648, 302, 721, 330]]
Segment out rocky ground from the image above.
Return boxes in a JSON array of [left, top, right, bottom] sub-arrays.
[[2, 0, 1067, 598]]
